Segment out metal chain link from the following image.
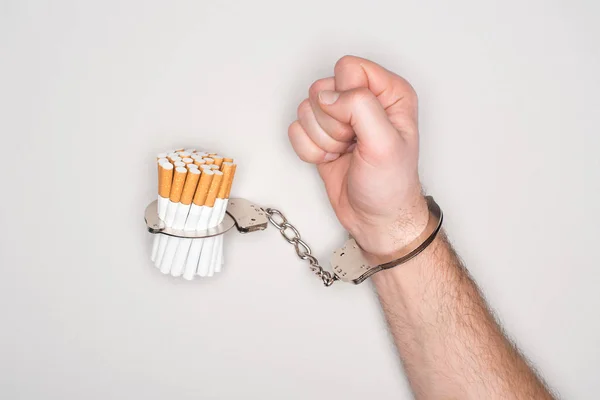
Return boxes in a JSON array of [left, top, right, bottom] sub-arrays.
[[264, 208, 338, 287]]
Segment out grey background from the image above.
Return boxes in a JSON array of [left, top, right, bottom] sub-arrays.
[[1, 0, 598, 399]]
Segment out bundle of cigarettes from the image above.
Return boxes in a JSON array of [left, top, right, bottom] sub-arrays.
[[150, 148, 237, 280]]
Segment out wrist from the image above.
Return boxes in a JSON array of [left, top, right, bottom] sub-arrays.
[[354, 193, 430, 260], [330, 195, 444, 285], [370, 232, 447, 295]]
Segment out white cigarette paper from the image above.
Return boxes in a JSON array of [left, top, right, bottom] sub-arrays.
[[182, 206, 212, 280], [199, 198, 225, 276], [213, 199, 229, 272]]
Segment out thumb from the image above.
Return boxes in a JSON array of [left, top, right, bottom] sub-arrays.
[[318, 88, 402, 161]]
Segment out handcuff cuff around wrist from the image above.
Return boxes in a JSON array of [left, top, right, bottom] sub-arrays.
[[144, 196, 443, 286]]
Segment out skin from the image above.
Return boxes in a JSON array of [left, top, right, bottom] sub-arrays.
[[288, 55, 555, 399]]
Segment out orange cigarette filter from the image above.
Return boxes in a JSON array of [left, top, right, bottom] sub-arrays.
[[179, 169, 201, 205], [204, 158, 215, 165], [169, 167, 188, 203], [223, 157, 233, 163], [158, 162, 174, 198], [225, 164, 237, 198], [204, 171, 223, 207], [193, 158, 206, 167], [182, 157, 194, 164], [192, 170, 214, 206], [212, 156, 224, 168], [217, 162, 235, 199]]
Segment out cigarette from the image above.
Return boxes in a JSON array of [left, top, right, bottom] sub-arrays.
[[206, 170, 233, 275], [157, 157, 169, 165], [166, 168, 201, 276], [195, 171, 223, 277], [217, 162, 235, 199], [156, 152, 168, 159], [174, 148, 185, 152], [160, 164, 198, 273], [155, 166, 188, 270], [178, 151, 191, 158], [153, 161, 173, 262], [193, 158, 206, 167], [157, 161, 174, 226], [184, 148, 196, 153], [195, 162, 236, 276], [173, 169, 214, 278], [212, 156, 224, 168], [181, 170, 221, 279], [207, 152, 218, 157], [225, 164, 237, 198], [179, 168, 201, 207], [175, 160, 187, 168], [169, 167, 188, 203], [187, 163, 199, 171], [168, 153, 181, 163], [223, 157, 233, 163], [154, 235, 170, 267], [151, 235, 162, 263], [192, 169, 215, 206], [203, 170, 223, 208], [219, 164, 236, 270], [158, 162, 174, 202], [182, 157, 194, 165], [203, 158, 214, 165]]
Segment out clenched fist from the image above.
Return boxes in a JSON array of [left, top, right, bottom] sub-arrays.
[[288, 56, 429, 257]]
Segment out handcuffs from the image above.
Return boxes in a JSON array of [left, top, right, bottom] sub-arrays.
[[145, 196, 443, 286]]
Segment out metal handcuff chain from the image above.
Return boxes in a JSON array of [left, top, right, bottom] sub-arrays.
[[264, 208, 338, 287]]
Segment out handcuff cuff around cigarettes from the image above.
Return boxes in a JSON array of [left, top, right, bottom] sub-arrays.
[[145, 149, 443, 286]]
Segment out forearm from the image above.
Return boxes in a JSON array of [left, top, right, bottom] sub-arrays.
[[372, 232, 554, 399]]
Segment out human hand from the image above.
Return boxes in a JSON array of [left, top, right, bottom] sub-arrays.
[[288, 56, 428, 256]]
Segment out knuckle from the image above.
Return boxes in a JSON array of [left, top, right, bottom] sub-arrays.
[[288, 122, 321, 164], [334, 55, 361, 74], [401, 79, 419, 104], [329, 125, 354, 142], [288, 120, 301, 138], [299, 147, 321, 163], [309, 78, 331, 99], [297, 99, 311, 118]]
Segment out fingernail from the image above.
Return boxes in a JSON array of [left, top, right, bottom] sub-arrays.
[[324, 152, 340, 162], [319, 90, 340, 105]]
